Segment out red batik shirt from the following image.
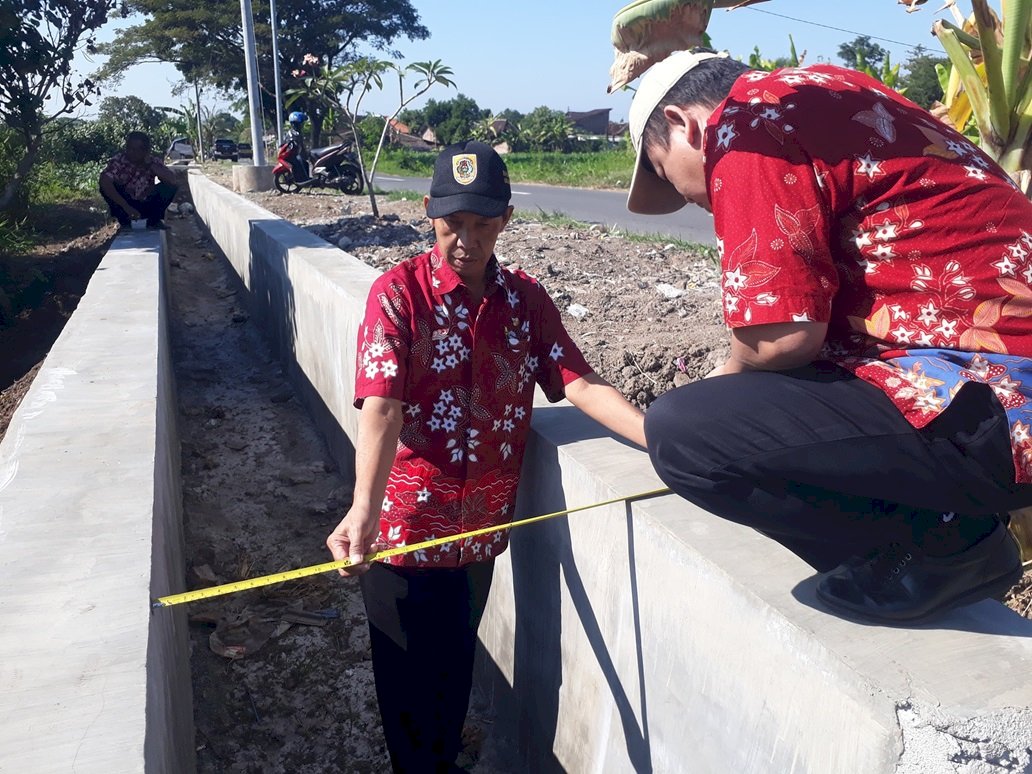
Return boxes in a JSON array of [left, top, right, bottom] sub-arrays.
[[706, 64, 1032, 482], [355, 245, 593, 566], [100, 152, 162, 200]]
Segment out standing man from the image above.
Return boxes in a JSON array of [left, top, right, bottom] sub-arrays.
[[327, 141, 646, 772], [99, 131, 177, 230], [626, 49, 1032, 623]]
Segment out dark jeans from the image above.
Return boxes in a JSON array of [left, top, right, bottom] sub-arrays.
[[360, 560, 495, 774], [100, 181, 177, 226], [645, 362, 1032, 571]]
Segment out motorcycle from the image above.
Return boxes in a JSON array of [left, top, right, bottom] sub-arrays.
[[272, 136, 364, 195]]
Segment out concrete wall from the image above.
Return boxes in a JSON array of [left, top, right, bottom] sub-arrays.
[[0, 232, 194, 773], [189, 172, 1032, 774]]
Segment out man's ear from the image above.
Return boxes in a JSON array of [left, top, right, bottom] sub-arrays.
[[423, 195, 431, 217], [500, 204, 514, 229], [662, 104, 706, 149]]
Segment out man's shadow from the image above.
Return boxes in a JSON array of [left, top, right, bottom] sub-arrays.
[[506, 435, 653, 772]]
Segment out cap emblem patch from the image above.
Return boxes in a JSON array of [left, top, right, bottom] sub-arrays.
[[452, 154, 477, 185]]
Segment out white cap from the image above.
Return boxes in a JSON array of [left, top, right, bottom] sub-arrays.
[[626, 49, 729, 215]]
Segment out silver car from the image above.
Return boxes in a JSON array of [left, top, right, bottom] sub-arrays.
[[166, 137, 194, 161]]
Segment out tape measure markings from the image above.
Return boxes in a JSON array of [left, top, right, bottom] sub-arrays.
[[153, 486, 671, 608]]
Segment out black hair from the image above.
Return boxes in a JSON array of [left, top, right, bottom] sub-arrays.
[[125, 131, 152, 148], [641, 54, 753, 155]]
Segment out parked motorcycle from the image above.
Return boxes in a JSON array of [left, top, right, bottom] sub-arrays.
[[272, 138, 364, 195]]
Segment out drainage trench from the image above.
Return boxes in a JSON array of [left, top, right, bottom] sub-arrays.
[[166, 211, 386, 771], [167, 205, 505, 772]]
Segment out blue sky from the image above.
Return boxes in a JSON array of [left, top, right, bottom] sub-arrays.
[[76, 0, 951, 124]]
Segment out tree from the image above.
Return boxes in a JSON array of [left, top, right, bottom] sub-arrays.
[[421, 94, 488, 146], [95, 0, 428, 137], [837, 35, 888, 71], [366, 60, 454, 186], [98, 95, 165, 136], [287, 56, 392, 214], [519, 107, 574, 152], [0, 0, 115, 212], [900, 48, 948, 109]]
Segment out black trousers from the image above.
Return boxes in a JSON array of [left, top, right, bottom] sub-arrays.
[[645, 362, 1032, 571], [100, 181, 177, 226], [360, 560, 495, 774]]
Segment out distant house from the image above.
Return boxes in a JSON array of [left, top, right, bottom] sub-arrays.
[[387, 118, 411, 138], [607, 121, 630, 140], [377, 118, 436, 151], [565, 108, 611, 137], [421, 127, 438, 145], [489, 118, 510, 137]]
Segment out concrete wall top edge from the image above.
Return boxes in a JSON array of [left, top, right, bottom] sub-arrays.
[[0, 231, 168, 771]]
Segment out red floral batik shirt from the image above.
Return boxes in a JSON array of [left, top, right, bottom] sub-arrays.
[[355, 245, 593, 566], [706, 64, 1032, 482], [100, 152, 162, 201]]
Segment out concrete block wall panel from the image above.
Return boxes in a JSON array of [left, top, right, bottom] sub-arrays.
[[0, 232, 194, 773], [189, 174, 1032, 774]]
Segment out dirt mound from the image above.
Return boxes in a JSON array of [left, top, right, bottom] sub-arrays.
[[227, 184, 730, 407]]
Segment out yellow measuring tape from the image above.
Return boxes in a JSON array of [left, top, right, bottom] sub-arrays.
[[153, 486, 672, 608]]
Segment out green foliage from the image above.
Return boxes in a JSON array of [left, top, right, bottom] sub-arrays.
[[746, 35, 801, 72], [98, 96, 165, 135], [96, 0, 428, 95], [358, 115, 386, 154], [375, 147, 635, 188], [517, 107, 574, 152], [901, 49, 948, 109], [29, 161, 105, 205], [838, 35, 887, 71], [414, 94, 489, 146], [0, 0, 115, 210], [0, 215, 33, 258]]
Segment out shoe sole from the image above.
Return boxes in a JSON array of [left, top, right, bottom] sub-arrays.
[[817, 563, 1024, 625]]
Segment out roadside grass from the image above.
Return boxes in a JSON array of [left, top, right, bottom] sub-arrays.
[[371, 190, 719, 263], [376, 188, 425, 202], [516, 207, 718, 262], [372, 148, 635, 189]]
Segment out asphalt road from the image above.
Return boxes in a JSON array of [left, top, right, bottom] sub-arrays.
[[372, 174, 717, 246]]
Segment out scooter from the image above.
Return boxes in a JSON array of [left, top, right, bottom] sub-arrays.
[[272, 137, 364, 195]]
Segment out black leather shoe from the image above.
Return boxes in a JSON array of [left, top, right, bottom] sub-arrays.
[[816, 521, 1022, 623]]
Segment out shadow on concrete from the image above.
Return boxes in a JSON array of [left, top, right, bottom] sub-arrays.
[[790, 575, 1032, 636], [499, 424, 653, 772]]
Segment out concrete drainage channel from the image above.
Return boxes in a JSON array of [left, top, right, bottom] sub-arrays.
[[3, 170, 1032, 772]]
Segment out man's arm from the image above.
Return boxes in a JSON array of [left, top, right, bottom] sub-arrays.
[[708, 321, 828, 377], [151, 158, 177, 186], [99, 174, 141, 220], [326, 396, 403, 575], [564, 372, 647, 448]]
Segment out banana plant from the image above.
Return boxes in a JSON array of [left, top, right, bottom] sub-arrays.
[[608, 0, 769, 92], [924, 0, 1032, 192]]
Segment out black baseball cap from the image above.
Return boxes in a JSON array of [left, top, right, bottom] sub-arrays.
[[426, 140, 511, 218]]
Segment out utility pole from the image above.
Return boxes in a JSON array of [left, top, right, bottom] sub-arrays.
[[193, 81, 205, 162], [239, 0, 267, 166], [270, 0, 284, 149]]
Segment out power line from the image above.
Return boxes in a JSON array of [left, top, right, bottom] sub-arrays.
[[742, 7, 945, 55]]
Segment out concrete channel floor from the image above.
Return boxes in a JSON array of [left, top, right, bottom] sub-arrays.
[[164, 210, 506, 771]]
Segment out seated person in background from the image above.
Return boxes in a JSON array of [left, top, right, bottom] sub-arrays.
[[99, 131, 177, 230]]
